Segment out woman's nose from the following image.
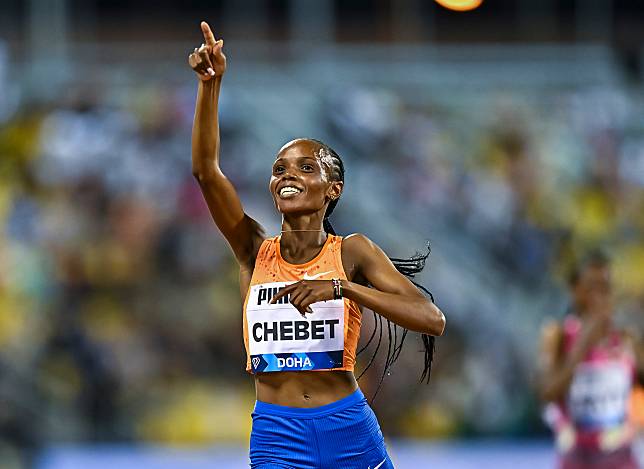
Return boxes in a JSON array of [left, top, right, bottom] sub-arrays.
[[281, 169, 297, 180]]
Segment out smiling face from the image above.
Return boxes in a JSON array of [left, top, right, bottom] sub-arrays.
[[269, 139, 343, 217]]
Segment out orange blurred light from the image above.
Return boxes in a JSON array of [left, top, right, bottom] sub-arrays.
[[434, 0, 483, 12]]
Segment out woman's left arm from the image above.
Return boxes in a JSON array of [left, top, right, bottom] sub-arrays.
[[271, 234, 445, 335], [341, 234, 445, 336]]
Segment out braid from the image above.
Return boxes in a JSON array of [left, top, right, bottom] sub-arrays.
[[365, 246, 436, 401], [323, 218, 336, 236], [305, 138, 437, 400]]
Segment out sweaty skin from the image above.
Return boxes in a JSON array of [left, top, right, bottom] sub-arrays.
[[190, 22, 445, 407]]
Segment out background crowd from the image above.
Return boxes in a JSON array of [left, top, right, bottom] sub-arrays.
[[0, 1, 643, 467]]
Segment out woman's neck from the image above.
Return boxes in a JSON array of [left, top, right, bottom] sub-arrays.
[[280, 215, 327, 250]]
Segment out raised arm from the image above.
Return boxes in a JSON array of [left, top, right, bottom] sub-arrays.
[[189, 22, 264, 266]]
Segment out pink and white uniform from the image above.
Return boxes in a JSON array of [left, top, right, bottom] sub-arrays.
[[545, 315, 638, 468]]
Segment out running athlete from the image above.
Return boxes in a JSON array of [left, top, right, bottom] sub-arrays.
[[539, 252, 643, 469], [189, 22, 445, 469]]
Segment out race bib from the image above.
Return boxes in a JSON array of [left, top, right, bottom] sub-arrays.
[[568, 361, 632, 429], [247, 282, 345, 372]]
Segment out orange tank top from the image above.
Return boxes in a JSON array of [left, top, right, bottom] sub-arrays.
[[242, 235, 362, 373]]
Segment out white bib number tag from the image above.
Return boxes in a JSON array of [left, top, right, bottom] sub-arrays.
[[246, 282, 345, 372], [568, 361, 632, 429]]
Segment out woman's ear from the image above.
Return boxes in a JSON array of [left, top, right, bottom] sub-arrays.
[[328, 181, 343, 200]]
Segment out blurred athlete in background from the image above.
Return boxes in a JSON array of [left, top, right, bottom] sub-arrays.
[[189, 21, 445, 468], [540, 251, 643, 469], [632, 384, 644, 464]]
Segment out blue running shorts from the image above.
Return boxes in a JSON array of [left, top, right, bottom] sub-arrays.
[[250, 388, 394, 469]]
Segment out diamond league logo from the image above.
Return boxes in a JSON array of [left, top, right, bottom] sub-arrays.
[[252, 356, 261, 370]]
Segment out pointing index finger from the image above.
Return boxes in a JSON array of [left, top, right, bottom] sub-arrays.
[[270, 283, 297, 304], [200, 21, 217, 47]]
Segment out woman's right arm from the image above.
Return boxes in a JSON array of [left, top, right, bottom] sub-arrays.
[[189, 22, 265, 266]]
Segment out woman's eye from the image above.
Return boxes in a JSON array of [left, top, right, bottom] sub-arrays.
[[273, 166, 284, 173], [302, 164, 314, 171]]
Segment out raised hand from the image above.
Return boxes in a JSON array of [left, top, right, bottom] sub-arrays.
[[188, 21, 226, 81]]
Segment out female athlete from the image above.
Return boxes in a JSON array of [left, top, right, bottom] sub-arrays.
[[189, 21, 446, 469], [539, 252, 643, 469]]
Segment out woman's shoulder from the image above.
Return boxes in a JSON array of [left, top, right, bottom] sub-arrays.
[[341, 232, 375, 248], [242, 235, 276, 270], [340, 233, 377, 257], [339, 233, 387, 269], [256, 235, 279, 255], [338, 233, 373, 283]]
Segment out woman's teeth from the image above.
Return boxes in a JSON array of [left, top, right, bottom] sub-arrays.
[[279, 186, 302, 198]]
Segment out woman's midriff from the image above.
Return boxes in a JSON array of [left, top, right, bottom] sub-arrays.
[[255, 370, 359, 407]]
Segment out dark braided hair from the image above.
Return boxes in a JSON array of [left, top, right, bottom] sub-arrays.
[[309, 139, 437, 398]]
